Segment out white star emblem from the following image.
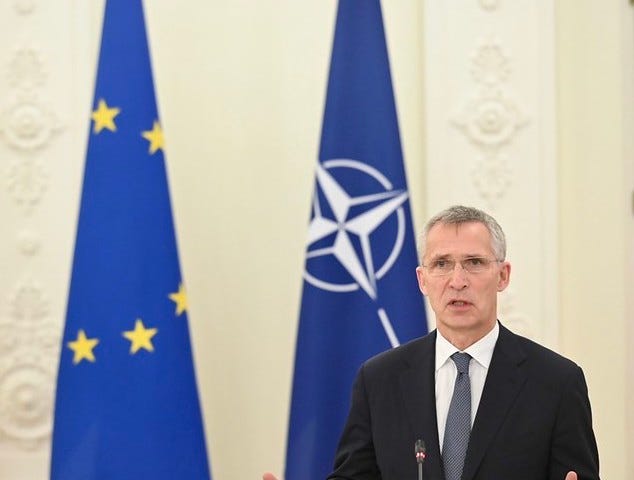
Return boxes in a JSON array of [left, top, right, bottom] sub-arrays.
[[304, 159, 409, 300]]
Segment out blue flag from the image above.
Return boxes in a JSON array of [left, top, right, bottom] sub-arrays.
[[50, 1, 211, 478], [284, 1, 428, 479]]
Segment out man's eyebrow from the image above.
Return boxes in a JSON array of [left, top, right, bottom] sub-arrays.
[[429, 253, 487, 260], [428, 253, 451, 261]]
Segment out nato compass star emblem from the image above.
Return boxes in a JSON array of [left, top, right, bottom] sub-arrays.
[[303, 158, 410, 347]]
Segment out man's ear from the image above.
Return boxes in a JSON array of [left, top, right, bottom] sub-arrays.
[[497, 261, 511, 292], [416, 266, 427, 295]]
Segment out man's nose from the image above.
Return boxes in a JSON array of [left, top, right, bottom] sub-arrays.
[[448, 262, 468, 289]]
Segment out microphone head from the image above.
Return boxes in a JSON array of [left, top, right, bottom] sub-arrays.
[[415, 439, 426, 464]]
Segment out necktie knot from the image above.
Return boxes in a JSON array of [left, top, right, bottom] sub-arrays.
[[451, 352, 471, 375]]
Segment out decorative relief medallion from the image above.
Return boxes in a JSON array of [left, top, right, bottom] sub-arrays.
[[453, 89, 526, 149], [452, 39, 529, 206], [0, 280, 60, 448], [6, 158, 48, 212], [0, 95, 63, 151], [0, 362, 54, 448], [8, 48, 46, 91]]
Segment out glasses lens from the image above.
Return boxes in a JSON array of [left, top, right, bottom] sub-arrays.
[[429, 259, 454, 276], [426, 257, 496, 275]]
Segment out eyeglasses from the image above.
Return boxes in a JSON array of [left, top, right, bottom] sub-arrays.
[[422, 257, 501, 276]]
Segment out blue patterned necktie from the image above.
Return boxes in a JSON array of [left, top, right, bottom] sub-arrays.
[[442, 352, 472, 480]]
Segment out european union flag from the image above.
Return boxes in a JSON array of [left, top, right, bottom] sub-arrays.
[[50, 1, 211, 478], [284, 1, 428, 479]]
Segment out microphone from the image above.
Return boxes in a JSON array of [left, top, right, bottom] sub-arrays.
[[415, 439, 426, 480]]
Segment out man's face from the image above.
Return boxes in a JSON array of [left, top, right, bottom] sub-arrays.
[[416, 221, 510, 342]]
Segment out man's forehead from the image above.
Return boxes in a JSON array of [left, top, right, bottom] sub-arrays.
[[427, 220, 491, 237], [424, 221, 494, 255]]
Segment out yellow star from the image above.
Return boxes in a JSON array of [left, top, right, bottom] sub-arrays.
[[67, 329, 99, 365], [122, 319, 158, 354], [91, 99, 120, 133], [168, 283, 187, 316], [141, 120, 164, 154]]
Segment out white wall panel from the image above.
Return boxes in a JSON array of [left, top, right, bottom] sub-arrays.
[[0, 1, 101, 478], [423, 0, 558, 346]]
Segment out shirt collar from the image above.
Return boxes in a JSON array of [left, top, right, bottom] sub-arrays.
[[435, 321, 499, 372]]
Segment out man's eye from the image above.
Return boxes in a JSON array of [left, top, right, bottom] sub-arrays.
[[434, 260, 450, 269], [465, 257, 484, 266]]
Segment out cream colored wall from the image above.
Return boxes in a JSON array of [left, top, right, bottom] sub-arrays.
[[557, 1, 631, 479], [146, 3, 332, 479], [621, 2, 634, 475], [0, 1, 630, 479]]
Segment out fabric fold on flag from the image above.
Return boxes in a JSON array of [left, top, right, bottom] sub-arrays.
[[50, 1, 211, 478], [284, 2, 428, 479]]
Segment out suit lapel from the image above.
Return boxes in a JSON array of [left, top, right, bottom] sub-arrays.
[[399, 331, 444, 480], [461, 324, 528, 480]]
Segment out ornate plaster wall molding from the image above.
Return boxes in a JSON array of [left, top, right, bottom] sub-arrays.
[[0, 279, 58, 448], [8, 47, 46, 91], [423, 0, 557, 346], [452, 38, 529, 209], [0, 360, 55, 449], [13, 0, 36, 16], [1, 46, 63, 215], [498, 287, 532, 338], [16, 230, 41, 257], [471, 152, 512, 205], [6, 158, 48, 213], [453, 88, 527, 150], [471, 41, 510, 86], [1, 15, 65, 457], [479, 0, 500, 12], [0, 93, 64, 151]]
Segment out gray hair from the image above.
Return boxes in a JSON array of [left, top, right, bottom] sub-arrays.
[[418, 205, 506, 263]]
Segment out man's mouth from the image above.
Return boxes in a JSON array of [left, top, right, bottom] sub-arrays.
[[449, 300, 470, 307]]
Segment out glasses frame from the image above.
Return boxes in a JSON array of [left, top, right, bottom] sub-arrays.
[[421, 256, 503, 276]]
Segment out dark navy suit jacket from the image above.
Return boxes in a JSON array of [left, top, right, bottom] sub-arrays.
[[328, 323, 600, 480]]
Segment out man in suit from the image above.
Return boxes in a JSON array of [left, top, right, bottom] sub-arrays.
[[264, 205, 599, 480]]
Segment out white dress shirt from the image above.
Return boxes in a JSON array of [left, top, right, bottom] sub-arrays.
[[435, 321, 499, 452]]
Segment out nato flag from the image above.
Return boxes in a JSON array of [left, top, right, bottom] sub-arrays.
[[284, 1, 428, 479], [50, 1, 211, 478]]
